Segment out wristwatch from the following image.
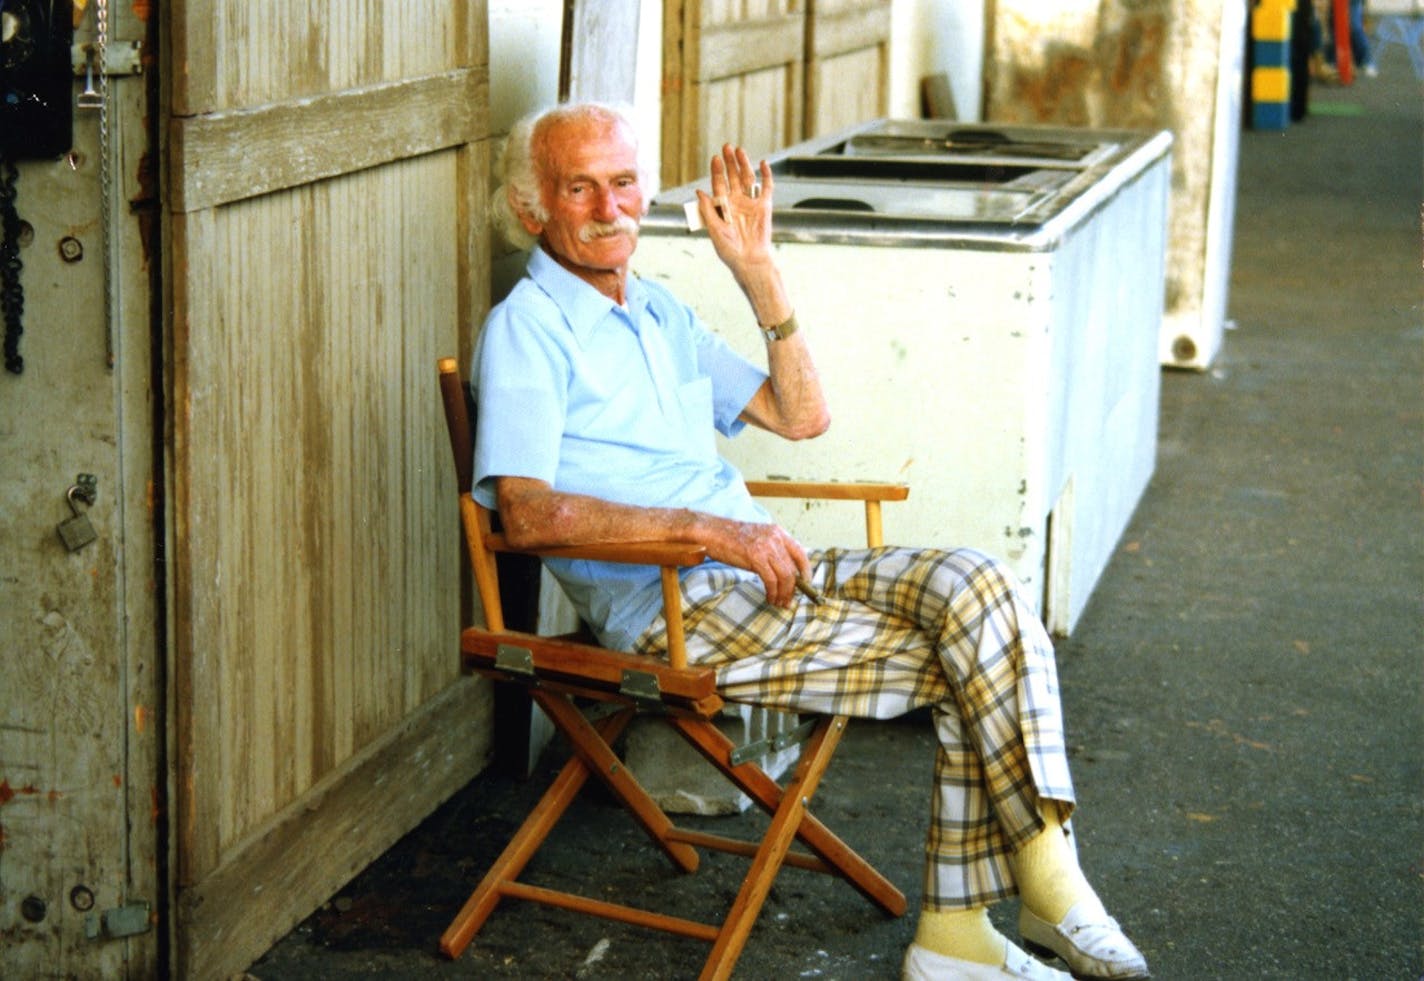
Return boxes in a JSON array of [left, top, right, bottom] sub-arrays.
[[759, 312, 799, 343]]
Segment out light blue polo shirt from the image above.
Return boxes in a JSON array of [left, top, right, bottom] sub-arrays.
[[472, 246, 771, 650]]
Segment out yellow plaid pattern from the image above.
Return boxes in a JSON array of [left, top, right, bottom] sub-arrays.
[[634, 545, 1075, 910]]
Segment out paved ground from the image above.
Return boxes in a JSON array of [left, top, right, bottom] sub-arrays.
[[249, 44, 1424, 981]]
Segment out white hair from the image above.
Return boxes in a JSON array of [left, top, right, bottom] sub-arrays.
[[491, 101, 658, 250]]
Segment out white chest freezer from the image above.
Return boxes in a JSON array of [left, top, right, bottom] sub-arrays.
[[635, 120, 1173, 635]]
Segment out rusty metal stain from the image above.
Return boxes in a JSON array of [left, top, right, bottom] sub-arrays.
[[993, 7, 1173, 130]]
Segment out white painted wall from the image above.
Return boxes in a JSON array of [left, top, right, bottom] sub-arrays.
[[890, 0, 986, 121]]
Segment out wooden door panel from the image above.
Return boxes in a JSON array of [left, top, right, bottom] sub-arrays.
[[662, 0, 805, 186], [0, 3, 160, 975], [166, 3, 492, 977], [806, 0, 891, 137]]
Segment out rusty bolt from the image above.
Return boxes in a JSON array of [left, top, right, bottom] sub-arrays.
[[70, 884, 96, 912], [20, 895, 47, 923], [58, 237, 84, 263]]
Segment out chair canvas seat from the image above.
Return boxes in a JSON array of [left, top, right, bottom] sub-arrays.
[[436, 357, 908, 980]]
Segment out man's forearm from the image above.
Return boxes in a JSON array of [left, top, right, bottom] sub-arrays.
[[497, 476, 704, 551], [496, 476, 810, 608]]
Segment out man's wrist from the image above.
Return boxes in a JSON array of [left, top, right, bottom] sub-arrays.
[[759, 311, 799, 343]]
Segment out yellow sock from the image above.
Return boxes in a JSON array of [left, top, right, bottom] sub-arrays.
[[913, 906, 1007, 965], [1011, 804, 1098, 923]]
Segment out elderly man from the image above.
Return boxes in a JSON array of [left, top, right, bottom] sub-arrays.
[[471, 101, 1150, 981]]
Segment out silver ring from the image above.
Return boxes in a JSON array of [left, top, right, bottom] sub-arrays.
[[748, 184, 761, 199]]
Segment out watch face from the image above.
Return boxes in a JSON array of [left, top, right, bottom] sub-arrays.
[[762, 315, 796, 341]]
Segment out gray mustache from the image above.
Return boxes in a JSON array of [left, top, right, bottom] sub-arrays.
[[578, 215, 640, 242]]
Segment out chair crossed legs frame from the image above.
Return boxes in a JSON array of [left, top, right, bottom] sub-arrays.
[[437, 358, 908, 980]]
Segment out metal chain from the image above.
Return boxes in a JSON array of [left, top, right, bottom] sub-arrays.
[[94, 0, 115, 369], [0, 158, 23, 375]]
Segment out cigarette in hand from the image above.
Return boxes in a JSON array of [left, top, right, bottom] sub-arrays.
[[795, 574, 825, 605]]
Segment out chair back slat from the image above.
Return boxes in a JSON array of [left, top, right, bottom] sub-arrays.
[[437, 357, 475, 494], [438, 357, 506, 631]]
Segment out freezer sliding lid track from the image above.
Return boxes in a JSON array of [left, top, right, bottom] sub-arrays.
[[645, 119, 1174, 250]]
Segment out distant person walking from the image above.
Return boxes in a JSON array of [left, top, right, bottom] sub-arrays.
[[1325, 0, 1379, 77]]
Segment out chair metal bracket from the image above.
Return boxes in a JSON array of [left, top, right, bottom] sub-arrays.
[[728, 716, 820, 767], [494, 643, 537, 683], [619, 669, 663, 709]]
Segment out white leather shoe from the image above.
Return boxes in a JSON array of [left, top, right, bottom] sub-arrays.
[[1019, 901, 1150, 980], [902, 941, 1072, 980]]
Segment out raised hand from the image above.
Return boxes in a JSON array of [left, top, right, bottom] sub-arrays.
[[695, 144, 777, 281]]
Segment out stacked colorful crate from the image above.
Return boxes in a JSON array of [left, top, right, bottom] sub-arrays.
[[1252, 0, 1294, 129]]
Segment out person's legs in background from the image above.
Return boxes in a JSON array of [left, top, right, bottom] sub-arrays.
[[1348, 0, 1378, 75]]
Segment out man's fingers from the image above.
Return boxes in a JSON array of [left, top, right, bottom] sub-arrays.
[[709, 151, 728, 197]]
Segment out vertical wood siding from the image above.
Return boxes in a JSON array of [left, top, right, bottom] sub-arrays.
[[185, 156, 460, 852], [661, 0, 891, 186], [805, 0, 891, 137], [662, 0, 806, 186], [167, 3, 490, 976]]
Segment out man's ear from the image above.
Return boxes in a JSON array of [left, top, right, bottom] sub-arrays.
[[516, 209, 544, 237], [511, 186, 544, 238]]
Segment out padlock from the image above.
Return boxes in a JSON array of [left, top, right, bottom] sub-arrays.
[[58, 486, 98, 552]]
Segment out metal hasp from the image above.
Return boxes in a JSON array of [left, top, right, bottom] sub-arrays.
[[70, 41, 144, 77], [84, 901, 151, 941], [493, 644, 536, 682], [729, 716, 820, 767]]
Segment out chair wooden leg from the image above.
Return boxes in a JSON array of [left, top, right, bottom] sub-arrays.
[[535, 693, 701, 873], [439, 708, 630, 959], [697, 715, 847, 981], [670, 714, 908, 918], [442, 701, 905, 973]]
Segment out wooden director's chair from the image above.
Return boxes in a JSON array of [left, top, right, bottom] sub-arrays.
[[436, 357, 909, 980]]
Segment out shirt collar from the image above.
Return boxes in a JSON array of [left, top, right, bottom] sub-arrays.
[[527, 245, 650, 344]]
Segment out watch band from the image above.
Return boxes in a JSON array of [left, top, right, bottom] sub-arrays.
[[759, 312, 799, 343]]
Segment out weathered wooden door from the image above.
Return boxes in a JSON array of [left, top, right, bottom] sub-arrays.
[[661, 0, 806, 186], [0, 1, 161, 976], [164, 3, 492, 978], [805, 0, 891, 138]]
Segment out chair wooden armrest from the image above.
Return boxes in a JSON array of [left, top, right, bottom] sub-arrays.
[[482, 533, 708, 569], [461, 627, 722, 715], [744, 480, 909, 549], [743, 480, 909, 502]]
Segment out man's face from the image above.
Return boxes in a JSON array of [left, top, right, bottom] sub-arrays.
[[522, 115, 646, 282]]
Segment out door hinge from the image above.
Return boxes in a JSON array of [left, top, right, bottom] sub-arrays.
[[85, 900, 152, 941]]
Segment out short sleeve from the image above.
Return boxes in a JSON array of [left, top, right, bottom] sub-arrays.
[[695, 325, 767, 437], [471, 303, 570, 508]]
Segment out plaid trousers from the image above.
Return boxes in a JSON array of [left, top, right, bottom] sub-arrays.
[[633, 545, 1075, 910]]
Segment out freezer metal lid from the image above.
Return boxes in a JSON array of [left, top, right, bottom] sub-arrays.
[[833, 119, 1123, 167], [644, 119, 1174, 250]]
